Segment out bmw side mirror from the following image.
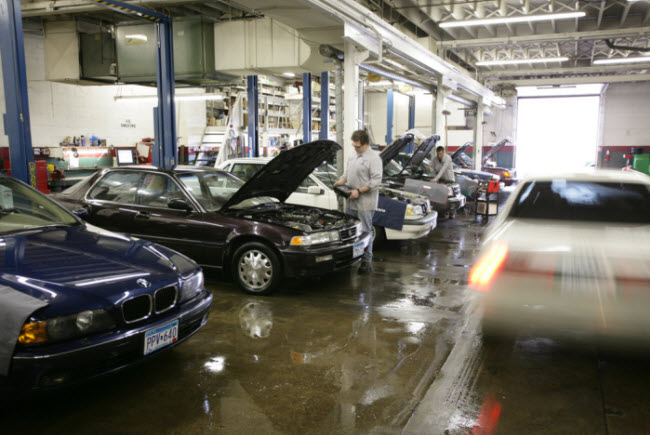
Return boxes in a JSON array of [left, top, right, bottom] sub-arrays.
[[72, 208, 89, 220], [168, 198, 193, 211], [307, 186, 324, 195]]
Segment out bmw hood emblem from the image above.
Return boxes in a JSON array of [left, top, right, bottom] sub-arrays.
[[137, 278, 151, 288]]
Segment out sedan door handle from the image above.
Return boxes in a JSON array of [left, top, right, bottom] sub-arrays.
[[134, 211, 151, 220]]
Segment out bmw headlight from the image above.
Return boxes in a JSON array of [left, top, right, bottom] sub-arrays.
[[180, 270, 204, 303], [290, 230, 340, 246], [19, 309, 115, 344]]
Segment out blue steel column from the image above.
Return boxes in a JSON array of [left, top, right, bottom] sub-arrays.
[[385, 89, 394, 145], [0, 0, 36, 186], [406, 95, 416, 153], [247, 75, 259, 157], [319, 72, 329, 140], [302, 72, 312, 144], [153, 20, 177, 168]]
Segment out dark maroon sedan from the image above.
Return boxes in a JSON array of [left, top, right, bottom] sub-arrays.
[[51, 141, 370, 295]]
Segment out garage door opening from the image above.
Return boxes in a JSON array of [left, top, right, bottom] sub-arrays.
[[516, 85, 602, 178]]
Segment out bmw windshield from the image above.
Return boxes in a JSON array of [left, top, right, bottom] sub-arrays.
[[0, 177, 78, 235]]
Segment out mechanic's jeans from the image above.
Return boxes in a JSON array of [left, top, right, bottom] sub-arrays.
[[346, 208, 374, 263]]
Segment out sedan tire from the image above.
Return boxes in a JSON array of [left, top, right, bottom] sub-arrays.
[[233, 242, 281, 295]]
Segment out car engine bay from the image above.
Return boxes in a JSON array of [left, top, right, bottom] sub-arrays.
[[239, 205, 357, 232]]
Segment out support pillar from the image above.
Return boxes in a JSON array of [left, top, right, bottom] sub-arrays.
[[473, 98, 485, 171], [247, 75, 259, 157], [302, 72, 312, 143], [153, 20, 177, 169], [343, 39, 368, 170], [0, 0, 36, 186], [358, 79, 365, 129], [320, 71, 329, 140], [433, 85, 450, 150], [407, 95, 416, 153], [385, 89, 394, 145]]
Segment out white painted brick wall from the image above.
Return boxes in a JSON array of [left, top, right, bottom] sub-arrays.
[[601, 82, 650, 147], [1, 32, 205, 149]]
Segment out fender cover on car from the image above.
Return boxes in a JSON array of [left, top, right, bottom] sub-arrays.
[[0, 285, 48, 376], [404, 178, 449, 205], [372, 196, 407, 231]]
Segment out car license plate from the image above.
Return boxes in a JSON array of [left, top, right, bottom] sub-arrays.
[[144, 319, 179, 355], [353, 241, 365, 258]]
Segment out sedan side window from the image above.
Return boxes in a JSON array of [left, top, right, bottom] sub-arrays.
[[88, 172, 142, 204], [231, 163, 263, 182], [137, 174, 185, 208]]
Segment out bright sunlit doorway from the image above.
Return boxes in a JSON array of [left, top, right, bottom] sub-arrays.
[[516, 85, 602, 178]]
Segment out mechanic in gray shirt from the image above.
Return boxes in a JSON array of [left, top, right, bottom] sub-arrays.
[[429, 145, 456, 183], [334, 130, 383, 273]]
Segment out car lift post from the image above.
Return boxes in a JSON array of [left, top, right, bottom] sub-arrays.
[[385, 88, 394, 145], [302, 72, 312, 144], [320, 72, 329, 140], [247, 75, 259, 157], [85, 0, 176, 169], [407, 95, 415, 153], [0, 0, 37, 187]]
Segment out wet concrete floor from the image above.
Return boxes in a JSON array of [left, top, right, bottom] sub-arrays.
[[3, 211, 650, 434]]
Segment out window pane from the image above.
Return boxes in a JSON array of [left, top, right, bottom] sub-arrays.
[[510, 180, 650, 223], [138, 174, 183, 208], [231, 164, 263, 182], [0, 178, 77, 234], [89, 172, 141, 203]]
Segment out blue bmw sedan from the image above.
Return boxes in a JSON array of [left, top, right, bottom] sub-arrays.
[[0, 175, 212, 391]]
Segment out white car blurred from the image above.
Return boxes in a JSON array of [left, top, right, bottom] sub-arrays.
[[470, 170, 650, 341], [216, 157, 438, 241]]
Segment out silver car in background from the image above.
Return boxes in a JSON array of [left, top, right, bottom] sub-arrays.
[[471, 170, 650, 343]]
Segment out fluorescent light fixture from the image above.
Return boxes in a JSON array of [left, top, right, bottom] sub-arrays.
[[368, 80, 394, 87], [125, 34, 148, 41], [439, 11, 585, 28], [282, 72, 296, 78], [477, 57, 569, 66], [593, 56, 650, 65], [114, 94, 224, 102]]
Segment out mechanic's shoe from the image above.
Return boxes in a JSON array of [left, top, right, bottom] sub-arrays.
[[358, 262, 373, 274]]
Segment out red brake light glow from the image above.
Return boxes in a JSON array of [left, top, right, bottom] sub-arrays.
[[469, 242, 508, 291]]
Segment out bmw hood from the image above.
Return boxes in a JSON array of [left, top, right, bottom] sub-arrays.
[[222, 140, 341, 209], [379, 134, 415, 167], [482, 138, 510, 165], [0, 224, 198, 312]]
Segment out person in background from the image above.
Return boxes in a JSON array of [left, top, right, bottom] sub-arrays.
[[429, 145, 457, 219], [333, 130, 383, 273], [429, 145, 455, 184]]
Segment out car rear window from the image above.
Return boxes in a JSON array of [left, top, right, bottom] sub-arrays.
[[510, 180, 650, 223]]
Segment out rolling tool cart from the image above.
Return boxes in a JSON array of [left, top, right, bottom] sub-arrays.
[[475, 180, 500, 220]]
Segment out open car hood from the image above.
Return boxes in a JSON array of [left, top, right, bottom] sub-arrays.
[[482, 138, 510, 165], [451, 141, 473, 161], [379, 134, 415, 167], [222, 140, 341, 209], [399, 135, 440, 174]]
